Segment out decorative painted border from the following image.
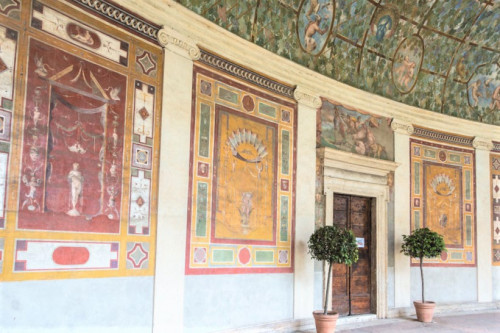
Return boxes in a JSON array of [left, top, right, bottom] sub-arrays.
[[198, 49, 295, 100], [491, 153, 500, 265], [413, 126, 474, 147], [410, 138, 476, 267], [185, 63, 296, 275], [66, 0, 160, 43]]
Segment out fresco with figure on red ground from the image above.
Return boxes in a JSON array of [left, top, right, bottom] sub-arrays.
[[18, 39, 126, 234]]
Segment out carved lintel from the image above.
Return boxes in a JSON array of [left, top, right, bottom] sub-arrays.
[[157, 26, 200, 60], [472, 137, 494, 151], [293, 87, 322, 109], [390, 119, 414, 135]]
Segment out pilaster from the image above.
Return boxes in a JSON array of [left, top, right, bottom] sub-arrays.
[[391, 119, 413, 308], [153, 28, 198, 333], [473, 137, 494, 302], [293, 87, 320, 318]]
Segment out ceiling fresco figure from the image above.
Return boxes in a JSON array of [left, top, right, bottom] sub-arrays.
[[297, 0, 334, 56]]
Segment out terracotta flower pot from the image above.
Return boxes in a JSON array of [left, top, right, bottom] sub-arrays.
[[413, 301, 436, 323], [313, 311, 339, 333]]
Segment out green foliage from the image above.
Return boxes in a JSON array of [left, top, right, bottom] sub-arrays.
[[308, 225, 359, 265], [401, 227, 445, 259]]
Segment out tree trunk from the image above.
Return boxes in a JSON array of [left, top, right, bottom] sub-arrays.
[[324, 261, 333, 315], [420, 257, 424, 303]]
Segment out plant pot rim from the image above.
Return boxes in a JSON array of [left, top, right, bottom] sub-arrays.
[[313, 310, 339, 316], [413, 301, 436, 305]]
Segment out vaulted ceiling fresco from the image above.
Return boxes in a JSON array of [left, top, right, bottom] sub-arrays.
[[178, 0, 500, 125]]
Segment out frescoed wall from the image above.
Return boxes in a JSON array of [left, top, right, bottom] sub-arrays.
[[186, 63, 296, 274], [317, 98, 394, 161], [0, 0, 162, 282], [410, 138, 476, 267], [492, 151, 500, 266]]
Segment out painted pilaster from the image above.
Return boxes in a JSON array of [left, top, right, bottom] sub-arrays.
[[473, 137, 493, 303], [153, 27, 200, 333], [293, 87, 321, 319], [391, 119, 414, 308]]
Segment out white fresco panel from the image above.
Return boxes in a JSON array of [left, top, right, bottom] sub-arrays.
[[32, 5, 127, 64], [15, 240, 119, 271]]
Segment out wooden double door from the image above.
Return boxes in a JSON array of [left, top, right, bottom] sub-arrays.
[[332, 194, 374, 316]]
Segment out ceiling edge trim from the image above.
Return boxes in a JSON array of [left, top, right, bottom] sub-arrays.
[[198, 49, 296, 99], [67, 0, 161, 43], [412, 126, 474, 147]]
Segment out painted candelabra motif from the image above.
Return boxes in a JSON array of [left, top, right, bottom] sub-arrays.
[[214, 110, 276, 242], [317, 98, 394, 161], [297, 0, 334, 56], [410, 139, 475, 266], [18, 39, 126, 233], [0, 0, 162, 281], [186, 64, 296, 274]]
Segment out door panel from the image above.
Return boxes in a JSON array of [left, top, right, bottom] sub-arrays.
[[331, 194, 372, 316]]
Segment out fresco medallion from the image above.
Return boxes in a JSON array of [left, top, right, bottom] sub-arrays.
[[370, 5, 399, 42], [467, 63, 500, 116], [296, 0, 335, 56], [391, 35, 424, 94]]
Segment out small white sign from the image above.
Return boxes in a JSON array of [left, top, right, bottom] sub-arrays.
[[356, 237, 365, 248]]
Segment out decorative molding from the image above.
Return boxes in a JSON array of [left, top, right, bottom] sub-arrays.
[[472, 137, 494, 151], [293, 87, 322, 109], [68, 0, 160, 43], [198, 49, 295, 99], [157, 26, 200, 60], [391, 119, 414, 135], [492, 141, 500, 152], [412, 126, 474, 147]]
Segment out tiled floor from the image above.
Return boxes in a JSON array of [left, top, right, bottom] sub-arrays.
[[297, 310, 500, 332]]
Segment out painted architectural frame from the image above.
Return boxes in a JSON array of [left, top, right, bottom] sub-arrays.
[[0, 0, 163, 281], [410, 138, 476, 267], [186, 64, 297, 274]]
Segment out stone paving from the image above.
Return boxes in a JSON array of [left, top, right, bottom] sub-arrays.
[[296, 311, 500, 333]]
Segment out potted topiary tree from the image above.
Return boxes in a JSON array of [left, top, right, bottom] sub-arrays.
[[401, 227, 446, 323], [308, 225, 359, 333]]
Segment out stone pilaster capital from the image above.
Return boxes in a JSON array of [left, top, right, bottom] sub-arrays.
[[472, 137, 493, 151], [293, 87, 322, 109], [157, 26, 200, 60], [391, 118, 414, 135]]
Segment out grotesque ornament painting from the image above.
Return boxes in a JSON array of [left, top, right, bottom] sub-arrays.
[[18, 39, 126, 233]]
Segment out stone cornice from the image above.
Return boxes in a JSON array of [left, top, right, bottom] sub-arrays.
[[391, 119, 414, 135], [68, 0, 160, 43], [493, 141, 500, 152], [412, 126, 474, 147], [157, 26, 200, 60], [293, 87, 322, 109], [198, 50, 295, 99], [472, 137, 494, 151]]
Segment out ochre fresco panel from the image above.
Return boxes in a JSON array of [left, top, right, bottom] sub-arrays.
[[423, 162, 462, 247], [186, 64, 296, 274], [213, 107, 276, 243], [0, 0, 162, 281], [410, 139, 475, 267]]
